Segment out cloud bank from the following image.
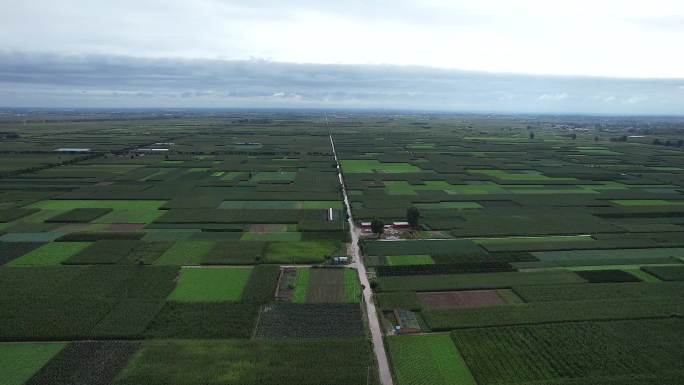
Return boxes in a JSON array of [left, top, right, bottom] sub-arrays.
[[0, 52, 682, 114], [1, 0, 684, 78]]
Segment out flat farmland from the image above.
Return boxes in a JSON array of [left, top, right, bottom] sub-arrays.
[[167, 267, 253, 302], [306, 268, 347, 303], [0, 113, 376, 384], [331, 113, 684, 385], [417, 290, 507, 310], [287, 267, 362, 304], [387, 334, 476, 385], [8, 242, 91, 266], [341, 160, 422, 173], [451, 319, 684, 384], [0, 343, 65, 385], [113, 339, 372, 385], [1, 111, 683, 385]]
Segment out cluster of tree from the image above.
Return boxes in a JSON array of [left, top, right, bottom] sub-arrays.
[[369, 207, 420, 237], [231, 118, 272, 124], [609, 135, 628, 142], [652, 139, 684, 147], [370, 219, 384, 236], [0, 132, 20, 139], [0, 153, 99, 179]]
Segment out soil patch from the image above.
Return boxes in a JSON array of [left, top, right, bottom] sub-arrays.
[[418, 290, 506, 310]]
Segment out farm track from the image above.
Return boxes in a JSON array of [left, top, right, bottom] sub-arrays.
[[329, 133, 394, 385]]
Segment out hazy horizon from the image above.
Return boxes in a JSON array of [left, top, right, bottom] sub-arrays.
[[1, 0, 683, 114]]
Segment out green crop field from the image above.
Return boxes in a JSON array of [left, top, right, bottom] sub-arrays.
[[451, 319, 684, 384], [9, 242, 91, 266], [264, 240, 338, 263], [612, 199, 684, 206], [241, 232, 302, 241], [220, 200, 342, 209], [414, 202, 482, 210], [377, 270, 585, 292], [0, 343, 65, 385], [292, 267, 310, 303], [25, 200, 166, 224], [168, 267, 253, 302], [344, 268, 362, 303], [473, 235, 594, 247], [468, 169, 576, 181], [154, 240, 215, 265], [341, 160, 421, 173], [114, 338, 371, 385], [532, 248, 684, 262], [386, 255, 435, 266], [387, 334, 476, 385], [251, 171, 297, 182]]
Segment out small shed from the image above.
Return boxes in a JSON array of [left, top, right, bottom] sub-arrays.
[[332, 256, 349, 265], [135, 148, 169, 153], [54, 148, 91, 153], [393, 309, 421, 334]]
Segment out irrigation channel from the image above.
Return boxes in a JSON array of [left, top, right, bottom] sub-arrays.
[[329, 133, 394, 385]]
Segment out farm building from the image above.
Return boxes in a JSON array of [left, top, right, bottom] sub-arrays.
[[392, 221, 410, 229], [135, 148, 169, 153], [54, 148, 91, 153]]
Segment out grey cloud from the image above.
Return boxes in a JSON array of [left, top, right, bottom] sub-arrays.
[[0, 51, 682, 114]]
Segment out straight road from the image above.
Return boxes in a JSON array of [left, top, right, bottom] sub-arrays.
[[329, 133, 394, 385]]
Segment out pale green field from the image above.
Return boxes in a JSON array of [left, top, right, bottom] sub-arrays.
[[168, 267, 253, 302], [342, 160, 422, 173], [387, 334, 476, 385], [387, 255, 435, 266]]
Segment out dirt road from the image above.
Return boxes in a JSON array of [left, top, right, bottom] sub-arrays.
[[329, 133, 394, 385]]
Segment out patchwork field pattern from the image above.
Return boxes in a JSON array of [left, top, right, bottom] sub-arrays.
[[2, 112, 684, 384], [0, 113, 375, 384], [332, 114, 684, 384]]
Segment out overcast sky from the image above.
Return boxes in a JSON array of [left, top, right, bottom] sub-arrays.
[[1, 0, 683, 113]]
